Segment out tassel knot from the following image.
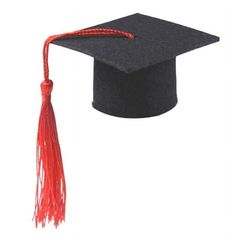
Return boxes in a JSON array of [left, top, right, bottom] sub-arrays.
[[41, 80, 53, 97]]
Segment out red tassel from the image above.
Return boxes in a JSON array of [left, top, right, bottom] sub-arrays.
[[34, 28, 134, 228], [34, 79, 66, 228]]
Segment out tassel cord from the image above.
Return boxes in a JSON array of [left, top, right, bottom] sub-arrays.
[[34, 28, 134, 228]]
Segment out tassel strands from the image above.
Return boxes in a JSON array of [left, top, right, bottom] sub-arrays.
[[34, 79, 66, 228]]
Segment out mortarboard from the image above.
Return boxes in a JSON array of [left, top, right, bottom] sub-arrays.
[[34, 13, 219, 227]]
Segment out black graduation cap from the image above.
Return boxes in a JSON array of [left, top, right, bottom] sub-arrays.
[[34, 13, 220, 228], [52, 13, 219, 118]]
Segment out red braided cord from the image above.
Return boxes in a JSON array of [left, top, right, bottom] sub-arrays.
[[43, 28, 134, 82]]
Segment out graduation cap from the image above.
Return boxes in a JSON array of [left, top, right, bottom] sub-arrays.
[[34, 13, 219, 227]]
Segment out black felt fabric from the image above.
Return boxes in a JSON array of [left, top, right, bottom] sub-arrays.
[[51, 13, 219, 118], [92, 59, 177, 118], [52, 13, 219, 73]]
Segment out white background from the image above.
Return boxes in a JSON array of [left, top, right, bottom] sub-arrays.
[[0, 0, 235, 235]]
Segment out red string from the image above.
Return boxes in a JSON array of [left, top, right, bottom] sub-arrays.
[[34, 28, 134, 228], [43, 28, 134, 82]]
